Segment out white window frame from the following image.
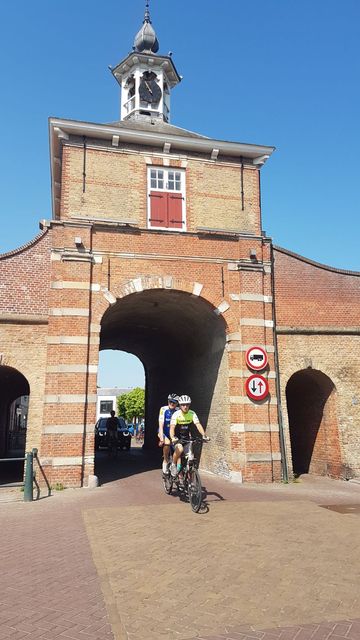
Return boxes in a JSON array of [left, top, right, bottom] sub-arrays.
[[147, 167, 186, 232]]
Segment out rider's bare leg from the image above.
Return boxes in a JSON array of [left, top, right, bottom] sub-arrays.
[[170, 443, 183, 476], [161, 438, 171, 473], [173, 443, 183, 464], [163, 442, 170, 463]]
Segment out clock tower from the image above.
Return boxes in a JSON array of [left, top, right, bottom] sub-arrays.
[[111, 1, 181, 123]]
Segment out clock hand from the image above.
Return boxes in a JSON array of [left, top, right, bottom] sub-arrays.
[[145, 81, 153, 94]]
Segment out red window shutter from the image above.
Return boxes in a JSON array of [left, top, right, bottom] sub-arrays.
[[167, 193, 183, 229], [149, 191, 167, 227]]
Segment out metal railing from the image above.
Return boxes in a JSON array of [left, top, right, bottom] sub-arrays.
[[0, 448, 51, 501], [124, 95, 136, 114]]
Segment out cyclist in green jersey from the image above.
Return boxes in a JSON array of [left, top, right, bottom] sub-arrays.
[[169, 394, 208, 477]]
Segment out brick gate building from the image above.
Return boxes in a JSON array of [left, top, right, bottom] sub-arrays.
[[1, 7, 359, 487]]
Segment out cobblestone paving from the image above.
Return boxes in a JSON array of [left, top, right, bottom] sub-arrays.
[[83, 500, 360, 640], [0, 492, 114, 639], [195, 618, 360, 639], [0, 450, 360, 640]]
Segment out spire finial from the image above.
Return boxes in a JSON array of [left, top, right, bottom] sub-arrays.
[[144, 1, 151, 23]]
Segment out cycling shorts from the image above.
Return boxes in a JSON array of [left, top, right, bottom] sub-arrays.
[[174, 440, 191, 456], [158, 425, 171, 440]]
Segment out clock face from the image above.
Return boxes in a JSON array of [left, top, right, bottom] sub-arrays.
[[139, 74, 162, 105]]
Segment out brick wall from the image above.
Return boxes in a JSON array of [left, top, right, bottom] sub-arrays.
[[0, 231, 51, 315], [0, 324, 48, 453], [274, 247, 360, 479], [60, 142, 260, 235], [0, 231, 51, 454], [273, 246, 360, 327], [38, 230, 279, 486], [2, 149, 359, 487], [0, 140, 314, 488]]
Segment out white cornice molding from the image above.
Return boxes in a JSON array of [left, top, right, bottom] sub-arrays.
[[53, 126, 69, 140], [49, 118, 275, 161]]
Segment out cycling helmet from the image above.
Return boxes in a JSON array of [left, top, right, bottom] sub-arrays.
[[167, 393, 179, 403], [178, 395, 191, 405]]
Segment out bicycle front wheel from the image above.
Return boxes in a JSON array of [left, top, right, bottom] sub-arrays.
[[188, 468, 202, 512]]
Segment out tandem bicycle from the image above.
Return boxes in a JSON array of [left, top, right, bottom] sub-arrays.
[[162, 437, 209, 513]]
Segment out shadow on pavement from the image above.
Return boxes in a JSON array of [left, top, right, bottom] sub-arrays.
[[156, 476, 226, 514], [202, 487, 226, 502], [94, 446, 162, 485]]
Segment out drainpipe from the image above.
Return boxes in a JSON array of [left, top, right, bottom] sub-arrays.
[[81, 224, 94, 486], [240, 157, 245, 211], [270, 242, 289, 482], [82, 137, 87, 193]]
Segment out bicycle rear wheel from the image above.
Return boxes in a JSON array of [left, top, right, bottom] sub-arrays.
[[162, 473, 173, 494], [188, 468, 202, 512]]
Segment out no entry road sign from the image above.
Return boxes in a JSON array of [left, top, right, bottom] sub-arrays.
[[245, 346, 268, 371], [245, 374, 269, 401]]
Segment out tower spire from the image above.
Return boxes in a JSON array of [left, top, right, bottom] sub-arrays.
[[134, 0, 159, 53]]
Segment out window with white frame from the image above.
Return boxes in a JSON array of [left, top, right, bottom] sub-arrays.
[[148, 167, 185, 230], [100, 400, 113, 414]]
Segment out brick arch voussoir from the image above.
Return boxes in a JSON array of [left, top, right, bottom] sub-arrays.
[[98, 275, 237, 333], [222, 309, 238, 335], [93, 290, 112, 325]]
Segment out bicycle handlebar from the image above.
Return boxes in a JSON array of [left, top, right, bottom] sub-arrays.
[[171, 436, 210, 443]]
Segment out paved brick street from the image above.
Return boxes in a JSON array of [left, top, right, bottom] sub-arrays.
[[1, 449, 360, 640]]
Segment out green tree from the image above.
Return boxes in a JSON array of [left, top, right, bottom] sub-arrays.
[[116, 393, 128, 418], [125, 387, 145, 423]]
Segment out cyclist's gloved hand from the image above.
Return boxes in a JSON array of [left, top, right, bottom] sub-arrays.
[[171, 437, 179, 444], [203, 435, 210, 442]]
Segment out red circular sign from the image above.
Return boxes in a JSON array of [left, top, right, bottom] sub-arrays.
[[245, 374, 269, 401], [245, 346, 268, 371]]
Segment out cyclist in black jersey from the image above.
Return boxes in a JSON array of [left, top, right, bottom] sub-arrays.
[[169, 394, 208, 477]]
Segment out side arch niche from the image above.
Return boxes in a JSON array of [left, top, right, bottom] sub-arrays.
[[0, 365, 30, 483], [99, 288, 229, 454], [286, 368, 342, 478]]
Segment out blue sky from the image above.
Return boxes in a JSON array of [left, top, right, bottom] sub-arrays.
[[1, 0, 359, 387]]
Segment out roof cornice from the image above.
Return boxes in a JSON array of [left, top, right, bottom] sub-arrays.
[[111, 51, 181, 87], [50, 117, 274, 158]]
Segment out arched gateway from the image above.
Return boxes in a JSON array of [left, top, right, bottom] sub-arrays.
[[1, 6, 359, 488], [100, 286, 228, 449]]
